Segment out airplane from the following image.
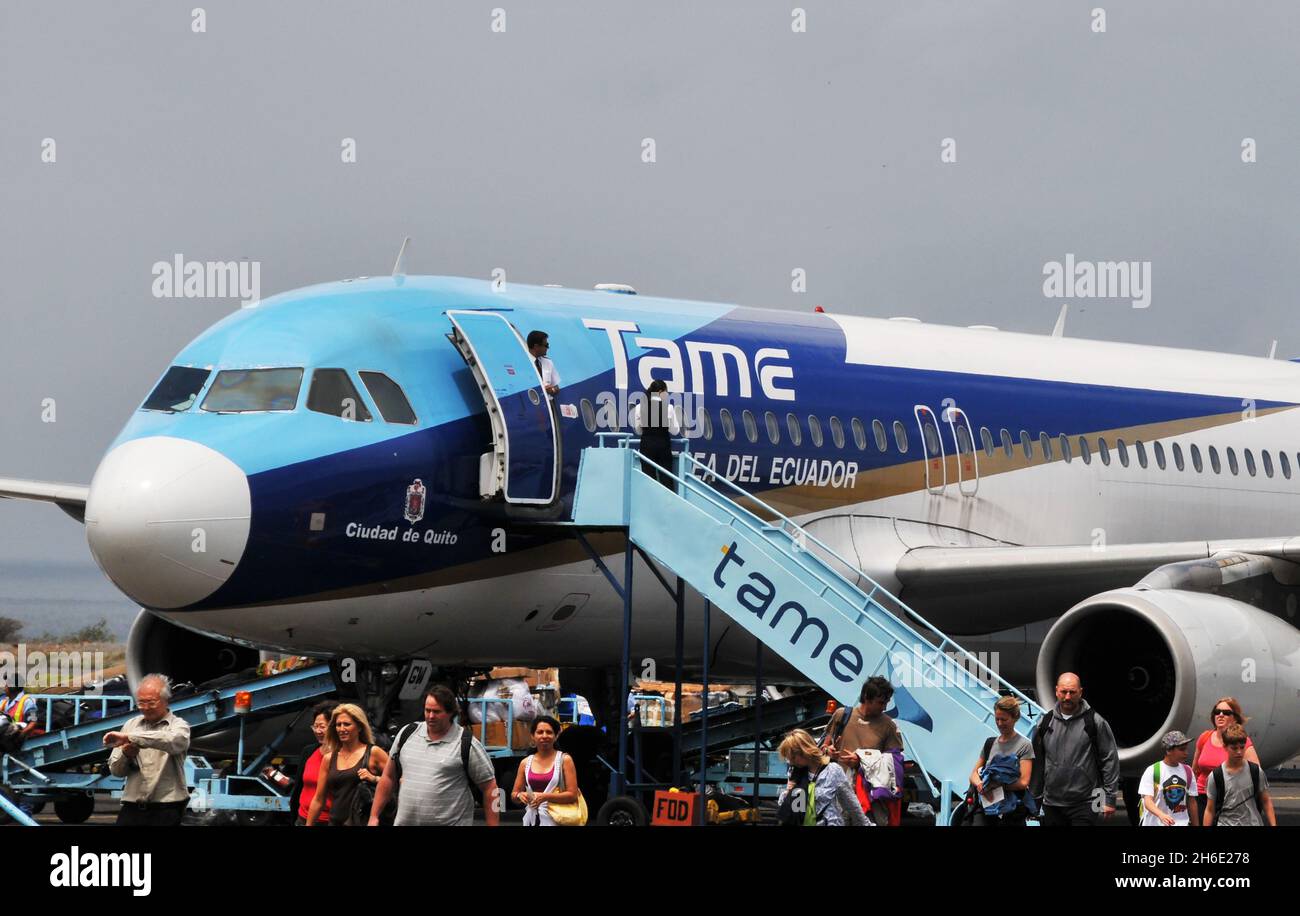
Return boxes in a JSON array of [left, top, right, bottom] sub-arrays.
[[3, 255, 1299, 789]]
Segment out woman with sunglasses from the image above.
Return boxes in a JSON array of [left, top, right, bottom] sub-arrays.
[[1191, 697, 1261, 796]]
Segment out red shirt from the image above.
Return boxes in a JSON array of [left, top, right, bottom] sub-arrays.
[[1192, 731, 1254, 795], [299, 748, 332, 823]]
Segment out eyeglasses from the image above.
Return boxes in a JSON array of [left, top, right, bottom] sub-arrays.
[[1213, 709, 1234, 717]]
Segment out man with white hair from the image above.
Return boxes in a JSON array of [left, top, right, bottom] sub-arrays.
[[104, 673, 191, 825]]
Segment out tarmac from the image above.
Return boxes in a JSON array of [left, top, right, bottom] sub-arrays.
[[19, 781, 1300, 826]]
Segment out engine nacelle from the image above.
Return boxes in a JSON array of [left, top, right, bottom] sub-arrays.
[[1036, 587, 1300, 774], [126, 610, 260, 690]]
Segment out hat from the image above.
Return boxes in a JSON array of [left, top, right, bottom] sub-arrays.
[[1161, 730, 1192, 750]]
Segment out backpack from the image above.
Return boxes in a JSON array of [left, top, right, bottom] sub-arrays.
[[777, 767, 813, 826], [827, 706, 854, 747], [1209, 763, 1264, 827], [1030, 708, 1104, 798], [391, 722, 485, 806]]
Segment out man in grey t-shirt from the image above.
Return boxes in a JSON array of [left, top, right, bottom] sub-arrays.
[[368, 685, 499, 827], [1204, 726, 1275, 826]]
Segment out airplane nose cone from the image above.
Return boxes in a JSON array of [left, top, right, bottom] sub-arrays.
[[85, 437, 250, 609]]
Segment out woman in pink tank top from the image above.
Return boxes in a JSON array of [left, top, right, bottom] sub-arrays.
[[511, 716, 579, 826], [1191, 697, 1261, 795]]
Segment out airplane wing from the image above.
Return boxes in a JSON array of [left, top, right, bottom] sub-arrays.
[[0, 477, 90, 523], [893, 536, 1300, 633]]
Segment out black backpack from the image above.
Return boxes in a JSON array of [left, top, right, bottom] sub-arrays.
[[777, 767, 813, 826], [390, 722, 485, 806], [1209, 763, 1264, 827], [1029, 708, 1103, 798]]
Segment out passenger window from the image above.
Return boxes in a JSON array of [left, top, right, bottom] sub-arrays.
[[1098, 437, 1111, 466], [358, 372, 417, 424], [956, 423, 974, 459], [1153, 441, 1166, 470], [872, 419, 888, 452], [700, 407, 714, 441], [1172, 443, 1185, 471], [1058, 434, 1072, 463], [787, 413, 803, 446], [1135, 441, 1148, 469], [1262, 450, 1274, 478], [809, 415, 824, 448], [1281, 451, 1292, 479], [1244, 448, 1256, 476], [1117, 438, 1129, 468], [720, 408, 736, 442], [1001, 429, 1014, 458], [580, 399, 597, 432], [742, 409, 759, 444], [142, 366, 211, 413], [893, 420, 909, 453], [829, 416, 845, 449], [202, 368, 303, 413], [1078, 436, 1092, 464], [1020, 430, 1033, 460], [925, 421, 940, 455], [1227, 447, 1239, 475], [981, 427, 995, 457], [1209, 446, 1221, 474], [851, 418, 867, 451], [1039, 432, 1054, 461], [308, 369, 372, 421], [765, 411, 781, 444], [1189, 443, 1202, 473]]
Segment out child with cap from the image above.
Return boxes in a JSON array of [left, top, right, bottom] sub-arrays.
[[1137, 730, 1199, 827]]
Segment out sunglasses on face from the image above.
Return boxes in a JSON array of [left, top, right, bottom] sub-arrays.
[[1214, 709, 1235, 717]]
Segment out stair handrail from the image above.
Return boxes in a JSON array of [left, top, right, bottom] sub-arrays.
[[603, 438, 1042, 724]]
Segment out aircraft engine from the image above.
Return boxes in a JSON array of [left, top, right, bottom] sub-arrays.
[[1036, 587, 1300, 774], [126, 609, 260, 690]]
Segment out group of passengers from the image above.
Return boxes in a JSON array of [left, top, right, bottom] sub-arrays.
[[777, 672, 1277, 827], [293, 685, 583, 827]]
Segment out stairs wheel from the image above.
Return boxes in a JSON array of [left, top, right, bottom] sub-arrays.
[[596, 795, 648, 826], [55, 793, 96, 824]]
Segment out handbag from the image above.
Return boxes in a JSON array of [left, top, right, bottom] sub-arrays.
[[350, 745, 396, 826], [546, 752, 588, 827]]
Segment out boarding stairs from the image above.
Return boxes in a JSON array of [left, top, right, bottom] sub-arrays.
[[569, 438, 1045, 795]]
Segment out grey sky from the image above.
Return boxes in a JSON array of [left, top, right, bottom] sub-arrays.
[[2, 1, 1299, 581]]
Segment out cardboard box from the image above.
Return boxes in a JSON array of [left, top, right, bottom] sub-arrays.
[[481, 719, 536, 751]]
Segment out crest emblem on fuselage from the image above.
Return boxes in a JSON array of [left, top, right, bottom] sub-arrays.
[[404, 478, 427, 525]]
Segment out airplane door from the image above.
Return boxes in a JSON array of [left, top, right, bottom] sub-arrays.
[[447, 310, 559, 505], [944, 403, 980, 497], [913, 405, 946, 495]]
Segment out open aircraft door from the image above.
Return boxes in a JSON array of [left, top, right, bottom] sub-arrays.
[[447, 311, 559, 505]]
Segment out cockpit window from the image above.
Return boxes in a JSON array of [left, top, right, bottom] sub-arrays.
[[358, 371, 417, 424], [201, 368, 303, 413], [307, 369, 372, 421], [142, 366, 211, 413]]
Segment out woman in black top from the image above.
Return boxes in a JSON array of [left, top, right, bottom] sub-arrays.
[[305, 703, 389, 826], [633, 379, 679, 489]]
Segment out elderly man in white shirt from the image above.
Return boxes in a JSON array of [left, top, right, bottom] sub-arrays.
[[105, 673, 191, 826], [527, 330, 561, 397]]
